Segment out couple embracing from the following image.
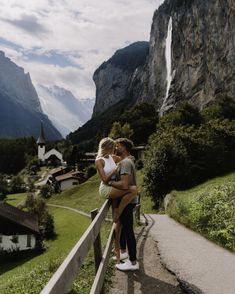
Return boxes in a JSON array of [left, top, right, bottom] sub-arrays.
[[95, 137, 139, 271]]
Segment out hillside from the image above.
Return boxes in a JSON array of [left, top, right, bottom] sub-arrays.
[[167, 171, 235, 252]]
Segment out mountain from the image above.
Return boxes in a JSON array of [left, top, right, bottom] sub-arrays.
[[0, 51, 62, 140], [134, 0, 235, 113], [92, 41, 149, 116], [69, 0, 235, 147], [92, 0, 235, 116], [36, 85, 95, 138]]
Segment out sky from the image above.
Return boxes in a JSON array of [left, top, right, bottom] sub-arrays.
[[0, 0, 164, 100]]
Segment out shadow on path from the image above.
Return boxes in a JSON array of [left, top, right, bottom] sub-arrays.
[[109, 215, 183, 294]]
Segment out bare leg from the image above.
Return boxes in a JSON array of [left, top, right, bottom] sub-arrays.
[[114, 186, 137, 221], [109, 186, 137, 222]]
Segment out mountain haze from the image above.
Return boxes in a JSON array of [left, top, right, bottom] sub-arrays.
[[0, 51, 62, 140], [36, 85, 94, 137]]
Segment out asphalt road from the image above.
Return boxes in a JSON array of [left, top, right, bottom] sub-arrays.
[[148, 214, 235, 294]]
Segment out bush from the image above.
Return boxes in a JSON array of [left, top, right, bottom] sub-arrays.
[[168, 183, 235, 251], [85, 165, 97, 179], [24, 194, 55, 240], [143, 101, 235, 208], [40, 184, 53, 199], [135, 159, 143, 170], [9, 175, 25, 193]]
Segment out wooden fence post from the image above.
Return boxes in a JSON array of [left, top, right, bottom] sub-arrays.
[[90, 209, 104, 294]]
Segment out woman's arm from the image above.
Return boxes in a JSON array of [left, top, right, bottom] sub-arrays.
[[95, 159, 118, 183]]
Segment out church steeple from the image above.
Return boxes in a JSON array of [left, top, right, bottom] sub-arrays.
[[37, 121, 46, 146]]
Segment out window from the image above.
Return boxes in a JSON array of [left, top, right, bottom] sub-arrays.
[[72, 182, 78, 185], [11, 235, 19, 243], [27, 235, 32, 247]]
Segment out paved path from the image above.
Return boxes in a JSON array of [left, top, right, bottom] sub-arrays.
[[47, 203, 90, 217], [148, 214, 235, 294], [109, 217, 182, 294]]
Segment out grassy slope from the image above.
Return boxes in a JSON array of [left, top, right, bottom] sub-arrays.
[[0, 207, 91, 293], [1, 170, 155, 293], [167, 171, 235, 252], [6, 192, 27, 206], [48, 171, 156, 214]]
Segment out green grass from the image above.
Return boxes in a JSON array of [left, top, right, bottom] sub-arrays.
[[1, 170, 154, 293], [0, 207, 91, 293], [167, 171, 235, 252], [48, 174, 104, 213], [6, 192, 27, 206]]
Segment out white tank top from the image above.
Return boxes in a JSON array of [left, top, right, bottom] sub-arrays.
[[101, 155, 117, 175]]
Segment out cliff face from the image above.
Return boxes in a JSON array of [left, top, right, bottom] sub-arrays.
[[92, 41, 149, 116], [143, 0, 235, 113], [93, 0, 235, 116]]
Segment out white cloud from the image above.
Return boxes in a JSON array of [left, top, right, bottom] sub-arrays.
[[0, 0, 164, 99]]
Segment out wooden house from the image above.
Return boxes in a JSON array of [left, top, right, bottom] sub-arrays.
[[0, 202, 39, 252]]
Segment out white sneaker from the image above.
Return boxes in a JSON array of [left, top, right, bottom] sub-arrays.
[[116, 259, 139, 271], [112, 251, 129, 261]]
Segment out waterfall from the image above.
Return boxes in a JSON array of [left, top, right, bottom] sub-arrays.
[[160, 17, 173, 116]]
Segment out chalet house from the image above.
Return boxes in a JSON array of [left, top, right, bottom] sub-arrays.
[[0, 202, 39, 252], [55, 171, 85, 191]]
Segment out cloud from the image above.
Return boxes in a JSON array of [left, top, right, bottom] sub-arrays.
[[0, 0, 165, 100], [1, 13, 50, 36]]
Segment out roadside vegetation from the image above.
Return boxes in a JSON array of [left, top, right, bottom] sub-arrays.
[[144, 95, 235, 208], [167, 172, 235, 252]]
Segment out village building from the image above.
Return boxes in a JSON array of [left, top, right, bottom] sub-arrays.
[[0, 202, 39, 252], [37, 122, 64, 164], [55, 171, 86, 191]]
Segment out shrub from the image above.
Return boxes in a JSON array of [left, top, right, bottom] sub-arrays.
[[9, 175, 25, 193], [168, 183, 235, 251], [135, 159, 143, 170], [85, 165, 97, 179], [40, 184, 53, 199], [143, 101, 235, 208], [24, 194, 55, 240]]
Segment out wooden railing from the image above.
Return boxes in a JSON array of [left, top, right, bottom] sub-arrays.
[[41, 199, 114, 294], [41, 200, 141, 294]]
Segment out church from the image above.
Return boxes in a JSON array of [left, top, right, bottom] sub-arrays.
[[37, 122, 64, 164]]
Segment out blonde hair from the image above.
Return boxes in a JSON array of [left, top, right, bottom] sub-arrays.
[[96, 137, 115, 159]]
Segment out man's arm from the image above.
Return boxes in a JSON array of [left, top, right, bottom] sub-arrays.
[[109, 173, 131, 190]]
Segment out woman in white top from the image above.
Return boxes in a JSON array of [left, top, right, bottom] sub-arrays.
[[95, 137, 137, 263], [95, 137, 137, 209]]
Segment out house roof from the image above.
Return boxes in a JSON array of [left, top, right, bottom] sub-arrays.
[[49, 166, 67, 175], [0, 202, 39, 233], [55, 173, 80, 182], [37, 121, 46, 145]]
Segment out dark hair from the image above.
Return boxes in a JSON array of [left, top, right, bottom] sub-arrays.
[[116, 138, 134, 153]]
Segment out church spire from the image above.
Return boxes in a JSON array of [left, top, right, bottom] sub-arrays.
[[37, 121, 46, 146]]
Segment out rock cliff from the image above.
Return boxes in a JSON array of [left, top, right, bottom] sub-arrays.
[[138, 0, 235, 113], [93, 0, 235, 116], [92, 41, 149, 116]]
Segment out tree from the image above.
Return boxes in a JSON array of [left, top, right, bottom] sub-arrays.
[[109, 122, 133, 139], [0, 174, 8, 200], [24, 194, 55, 240], [40, 184, 52, 199], [10, 175, 25, 194]]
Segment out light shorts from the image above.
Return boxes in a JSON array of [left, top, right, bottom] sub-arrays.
[[99, 182, 112, 198]]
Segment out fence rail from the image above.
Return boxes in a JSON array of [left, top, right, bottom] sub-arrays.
[[41, 199, 112, 294], [41, 199, 141, 294]]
